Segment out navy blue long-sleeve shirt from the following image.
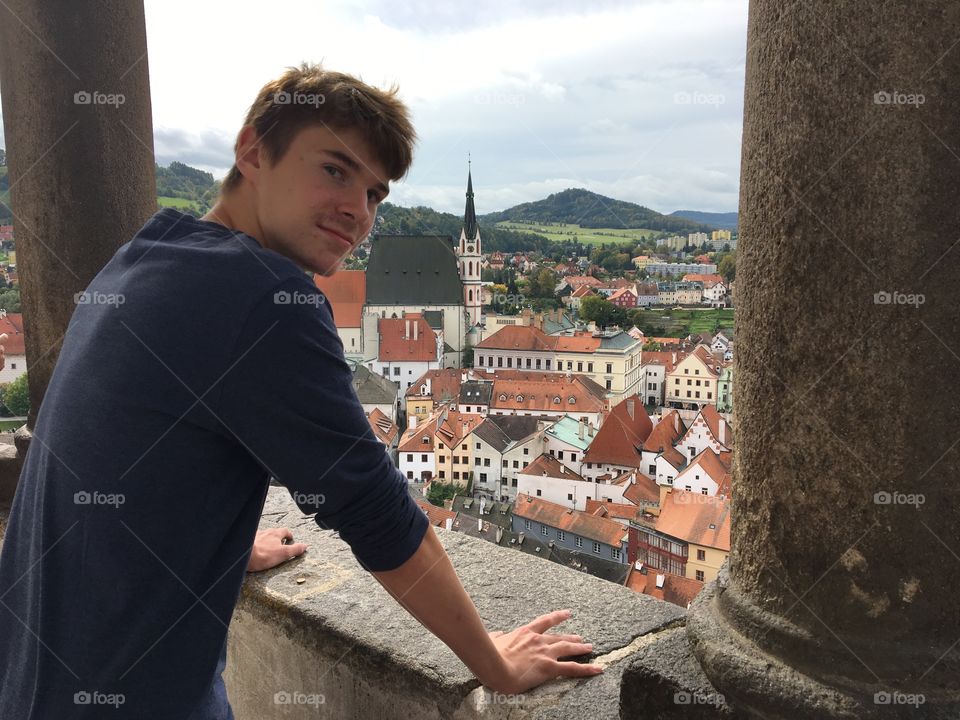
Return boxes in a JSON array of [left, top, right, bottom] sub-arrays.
[[0, 208, 429, 718]]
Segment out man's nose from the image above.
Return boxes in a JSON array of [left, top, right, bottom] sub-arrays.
[[336, 186, 370, 226]]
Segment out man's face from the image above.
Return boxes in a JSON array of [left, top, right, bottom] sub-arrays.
[[253, 124, 390, 276]]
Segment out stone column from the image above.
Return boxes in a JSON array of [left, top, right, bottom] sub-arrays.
[[0, 0, 156, 436], [686, 1, 960, 717]]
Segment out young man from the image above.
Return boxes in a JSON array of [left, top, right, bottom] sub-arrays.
[[0, 64, 602, 718]]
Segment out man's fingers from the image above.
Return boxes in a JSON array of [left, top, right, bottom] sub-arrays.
[[525, 609, 572, 634], [489, 630, 505, 639], [279, 527, 294, 541], [547, 641, 594, 659], [553, 660, 604, 678], [542, 633, 583, 644], [285, 542, 307, 557]]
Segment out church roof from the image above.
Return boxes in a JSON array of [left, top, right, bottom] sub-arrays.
[[366, 235, 463, 305], [463, 167, 479, 241]]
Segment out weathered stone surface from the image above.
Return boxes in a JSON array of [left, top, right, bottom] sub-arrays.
[[0, 443, 23, 504], [686, 0, 960, 716], [225, 487, 686, 719]]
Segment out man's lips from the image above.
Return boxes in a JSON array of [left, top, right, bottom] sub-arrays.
[[316, 224, 354, 249]]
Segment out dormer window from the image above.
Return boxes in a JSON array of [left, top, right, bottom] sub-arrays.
[[553, 396, 561, 404], [516, 394, 524, 402], [568, 396, 576, 404]]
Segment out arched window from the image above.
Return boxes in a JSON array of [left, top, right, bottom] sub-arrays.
[[516, 395, 524, 402], [469, 289, 473, 301], [568, 396, 576, 404], [553, 396, 561, 404], [469, 261, 473, 275]]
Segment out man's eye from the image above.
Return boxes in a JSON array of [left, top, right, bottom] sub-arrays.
[[368, 190, 382, 203], [324, 165, 344, 179]]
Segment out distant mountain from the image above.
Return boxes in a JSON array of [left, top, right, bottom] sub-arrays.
[[669, 210, 738, 230], [374, 202, 553, 253], [480, 188, 712, 233], [156, 161, 219, 214]]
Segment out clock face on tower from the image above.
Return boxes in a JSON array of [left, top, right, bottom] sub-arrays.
[[467, 245, 474, 253]]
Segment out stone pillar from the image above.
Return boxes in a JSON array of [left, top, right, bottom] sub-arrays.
[[686, 1, 960, 718], [0, 0, 156, 435]]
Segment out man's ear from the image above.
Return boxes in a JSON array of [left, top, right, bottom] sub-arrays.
[[235, 125, 265, 187]]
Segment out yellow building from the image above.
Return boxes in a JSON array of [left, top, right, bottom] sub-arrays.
[[711, 229, 732, 242], [665, 346, 721, 409], [656, 489, 730, 584]]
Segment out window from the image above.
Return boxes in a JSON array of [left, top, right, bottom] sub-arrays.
[[549, 449, 555, 457], [684, 368, 689, 374], [497, 357, 503, 367], [570, 453, 577, 462], [707, 392, 712, 399], [567, 493, 573, 501], [421, 454, 428, 462], [592, 542, 601, 554], [702, 488, 709, 495], [577, 362, 583, 372], [558, 451, 564, 460], [606, 363, 612, 373], [568, 396, 576, 404], [553, 396, 561, 404], [439, 471, 446, 479], [512, 478, 518, 487], [687, 379, 692, 386], [461, 444, 467, 450], [438, 442, 444, 449], [422, 437, 429, 444], [535, 358, 542, 369], [696, 570, 705, 582], [453, 472, 460, 480], [588, 362, 593, 372], [438, 455, 446, 462], [611, 548, 621, 561], [406, 471, 413, 479], [475, 442, 481, 450], [406, 454, 413, 461], [606, 380, 612, 390], [685, 485, 692, 491], [686, 391, 691, 397], [513, 460, 519, 469], [695, 369, 700, 375], [675, 379, 680, 385], [546, 360, 552, 369], [525, 519, 532, 530], [484, 458, 490, 467], [393, 367, 400, 376], [523, 448, 529, 455], [477, 356, 484, 367], [517, 394, 524, 402], [558, 531, 566, 541], [507, 357, 513, 368], [502, 477, 508, 485], [540, 524, 548, 534], [575, 536, 583, 548], [523, 461, 529, 468], [695, 391, 701, 398], [480, 473, 487, 482], [526, 358, 531, 368], [452, 456, 459, 464], [475, 457, 481, 466], [503, 460, 508, 468]]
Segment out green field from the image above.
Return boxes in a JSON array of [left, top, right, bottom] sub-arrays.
[[634, 307, 734, 337], [0, 419, 24, 431], [496, 221, 658, 245], [157, 195, 197, 209]]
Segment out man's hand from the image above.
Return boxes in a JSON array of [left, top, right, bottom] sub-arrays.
[[483, 610, 602, 694], [246, 527, 307, 573]]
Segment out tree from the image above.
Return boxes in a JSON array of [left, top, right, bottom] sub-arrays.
[[718, 252, 736, 282], [3, 372, 29, 416], [580, 295, 615, 327], [426, 481, 460, 506], [462, 342, 474, 367], [0, 148, 6, 166]]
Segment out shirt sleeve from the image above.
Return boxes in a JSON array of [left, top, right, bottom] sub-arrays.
[[217, 275, 429, 572]]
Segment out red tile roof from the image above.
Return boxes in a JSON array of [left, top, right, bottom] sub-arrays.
[[571, 286, 596, 298], [476, 324, 557, 351], [367, 407, 399, 445], [697, 405, 733, 447], [313, 270, 365, 328], [490, 374, 607, 414], [656, 490, 731, 551], [682, 273, 724, 287], [625, 565, 704, 608], [675, 448, 729, 491], [378, 314, 438, 362], [0, 313, 25, 355], [621, 473, 661, 505], [582, 395, 653, 467], [642, 411, 685, 452], [414, 498, 458, 527], [639, 351, 686, 373], [435, 409, 485, 448], [514, 493, 627, 547], [584, 499, 644, 521], [398, 416, 438, 452], [518, 453, 585, 482], [565, 275, 602, 289], [405, 368, 487, 401], [608, 287, 637, 301]]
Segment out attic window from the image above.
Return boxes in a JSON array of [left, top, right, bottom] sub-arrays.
[[422, 437, 429, 443], [553, 396, 561, 404], [499, 394, 507, 401], [568, 396, 576, 404], [516, 394, 524, 402]]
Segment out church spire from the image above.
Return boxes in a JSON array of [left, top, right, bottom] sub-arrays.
[[463, 156, 478, 241]]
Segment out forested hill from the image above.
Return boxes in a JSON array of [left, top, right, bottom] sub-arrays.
[[480, 188, 712, 232]]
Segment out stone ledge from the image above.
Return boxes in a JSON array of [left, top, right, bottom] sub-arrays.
[[225, 487, 725, 719]]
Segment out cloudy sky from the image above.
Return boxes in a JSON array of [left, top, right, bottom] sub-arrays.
[[3, 0, 749, 215]]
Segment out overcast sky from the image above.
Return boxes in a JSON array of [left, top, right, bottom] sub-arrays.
[[1, 0, 748, 215]]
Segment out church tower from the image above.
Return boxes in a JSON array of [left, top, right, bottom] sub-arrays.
[[458, 160, 483, 327]]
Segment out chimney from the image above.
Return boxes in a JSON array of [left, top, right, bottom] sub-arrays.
[[672, 352, 677, 364], [405, 319, 411, 338], [478, 517, 483, 532], [413, 321, 419, 340], [627, 399, 635, 420], [589, 424, 595, 437], [409, 416, 417, 430], [445, 518, 453, 531], [425, 378, 432, 395], [578, 419, 586, 440]]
